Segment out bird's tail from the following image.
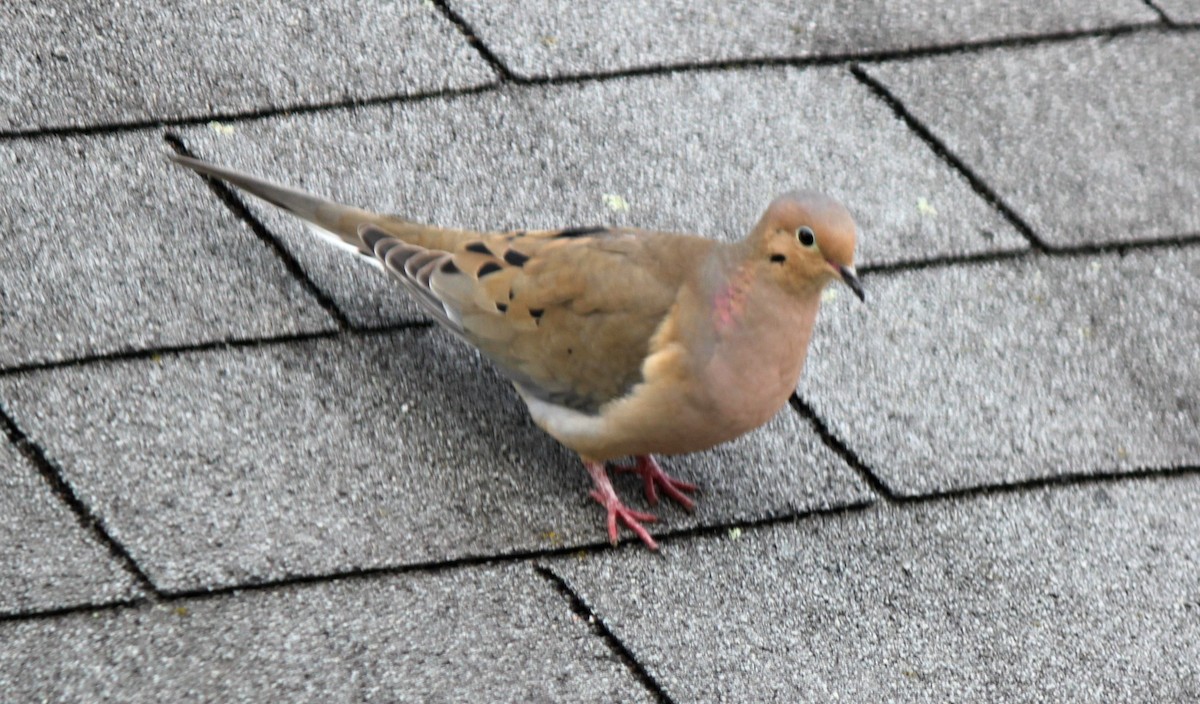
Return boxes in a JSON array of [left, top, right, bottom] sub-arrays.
[[170, 153, 408, 254], [169, 153, 486, 257]]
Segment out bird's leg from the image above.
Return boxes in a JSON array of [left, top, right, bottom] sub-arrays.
[[613, 455, 698, 511], [584, 460, 659, 550]]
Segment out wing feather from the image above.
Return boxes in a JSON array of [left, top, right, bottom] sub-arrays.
[[361, 223, 714, 411]]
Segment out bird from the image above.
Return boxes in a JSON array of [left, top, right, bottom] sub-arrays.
[[169, 153, 864, 550]]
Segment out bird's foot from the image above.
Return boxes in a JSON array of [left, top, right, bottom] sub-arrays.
[[585, 460, 659, 550], [614, 455, 698, 511]]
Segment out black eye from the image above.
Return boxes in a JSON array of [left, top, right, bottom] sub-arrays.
[[797, 226, 816, 247]]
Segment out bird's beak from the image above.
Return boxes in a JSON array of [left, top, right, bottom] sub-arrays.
[[838, 265, 865, 302]]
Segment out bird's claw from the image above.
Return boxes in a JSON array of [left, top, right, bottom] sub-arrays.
[[589, 489, 659, 550], [585, 460, 661, 550], [614, 455, 698, 511]]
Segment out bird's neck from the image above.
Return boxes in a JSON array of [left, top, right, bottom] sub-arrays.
[[705, 246, 823, 338], [710, 259, 759, 336], [692, 252, 824, 423]]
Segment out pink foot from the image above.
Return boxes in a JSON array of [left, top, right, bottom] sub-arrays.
[[585, 461, 659, 550], [614, 455, 698, 511]]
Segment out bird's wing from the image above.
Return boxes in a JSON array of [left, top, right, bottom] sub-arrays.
[[362, 223, 715, 412]]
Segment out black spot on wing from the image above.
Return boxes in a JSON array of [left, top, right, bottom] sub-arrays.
[[529, 308, 544, 319], [555, 226, 607, 239], [503, 249, 530, 267], [496, 302, 508, 313], [478, 262, 502, 277], [465, 241, 490, 254], [441, 260, 460, 274]]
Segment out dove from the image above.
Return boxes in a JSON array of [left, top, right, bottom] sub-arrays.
[[170, 154, 863, 550]]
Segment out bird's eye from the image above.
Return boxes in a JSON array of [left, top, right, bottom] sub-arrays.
[[797, 226, 817, 248]]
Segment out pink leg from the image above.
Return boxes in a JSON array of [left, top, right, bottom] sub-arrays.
[[585, 460, 659, 550], [614, 455, 698, 511]]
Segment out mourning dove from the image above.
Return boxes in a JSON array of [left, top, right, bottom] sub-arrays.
[[170, 154, 863, 550]]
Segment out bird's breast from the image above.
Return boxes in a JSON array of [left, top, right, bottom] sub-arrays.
[[702, 286, 821, 434]]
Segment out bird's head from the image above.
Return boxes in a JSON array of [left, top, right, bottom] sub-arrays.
[[753, 191, 864, 302]]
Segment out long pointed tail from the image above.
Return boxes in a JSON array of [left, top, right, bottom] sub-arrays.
[[169, 153, 393, 250], [170, 153, 485, 255]]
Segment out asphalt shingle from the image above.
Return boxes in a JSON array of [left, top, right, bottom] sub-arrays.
[[866, 33, 1200, 247], [0, 328, 869, 592], [0, 564, 652, 703], [0, 440, 143, 615], [801, 248, 1200, 495], [1153, 1, 1200, 22], [0, 132, 338, 369], [179, 65, 1022, 328], [551, 476, 1200, 702], [0, 0, 495, 132], [451, 0, 1156, 78]]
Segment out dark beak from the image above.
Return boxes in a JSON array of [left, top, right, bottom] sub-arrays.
[[838, 265, 865, 302]]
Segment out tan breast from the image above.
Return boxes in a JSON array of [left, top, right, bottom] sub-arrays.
[[545, 276, 824, 462]]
